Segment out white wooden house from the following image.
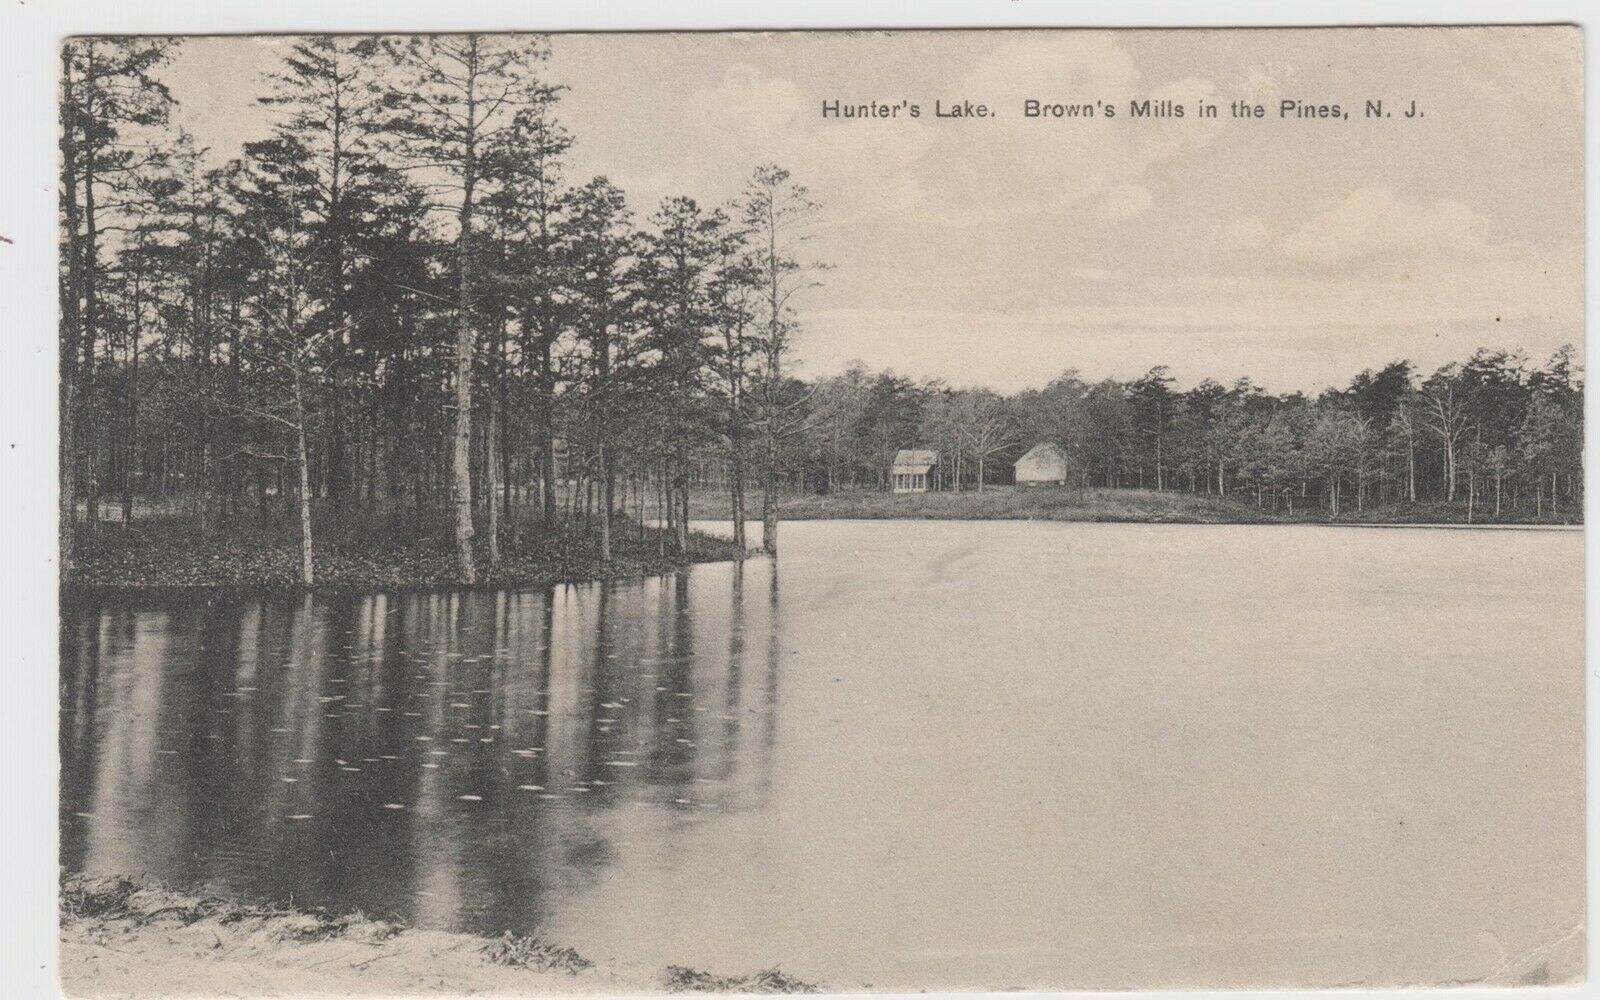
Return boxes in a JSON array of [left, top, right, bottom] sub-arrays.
[[890, 450, 939, 493], [1014, 442, 1068, 486]]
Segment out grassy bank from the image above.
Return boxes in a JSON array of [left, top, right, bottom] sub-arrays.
[[64, 506, 748, 594], [60, 873, 820, 998], [764, 486, 1298, 523], [678, 485, 1581, 527]]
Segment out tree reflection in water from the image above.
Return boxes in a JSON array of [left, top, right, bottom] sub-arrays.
[[59, 560, 785, 936]]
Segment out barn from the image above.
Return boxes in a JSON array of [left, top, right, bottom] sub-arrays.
[[1014, 442, 1068, 486], [890, 449, 939, 493]]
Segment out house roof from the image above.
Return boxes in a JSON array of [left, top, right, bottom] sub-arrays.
[[891, 449, 938, 473], [1017, 441, 1065, 464]]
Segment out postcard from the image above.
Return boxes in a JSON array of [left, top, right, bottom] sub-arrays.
[[56, 25, 1584, 995]]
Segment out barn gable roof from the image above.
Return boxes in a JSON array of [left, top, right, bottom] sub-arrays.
[[891, 449, 938, 473], [1017, 441, 1065, 464]]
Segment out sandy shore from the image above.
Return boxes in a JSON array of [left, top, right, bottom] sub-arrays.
[[60, 875, 819, 999]]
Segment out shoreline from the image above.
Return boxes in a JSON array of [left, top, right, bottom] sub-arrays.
[[62, 488, 1581, 599], [746, 513, 1584, 529], [60, 873, 821, 998], [765, 516, 1585, 530], [679, 486, 1581, 530], [62, 520, 753, 598], [60, 556, 757, 602]]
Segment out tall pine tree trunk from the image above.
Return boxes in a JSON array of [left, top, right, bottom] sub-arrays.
[[760, 342, 780, 556], [539, 339, 558, 527], [728, 350, 746, 552], [1406, 434, 1416, 502], [730, 435, 746, 553], [679, 466, 691, 554], [452, 171, 478, 583], [59, 47, 83, 570], [292, 369, 315, 587], [122, 287, 139, 524], [80, 58, 102, 536], [598, 445, 613, 562], [762, 432, 778, 556], [485, 391, 500, 570]]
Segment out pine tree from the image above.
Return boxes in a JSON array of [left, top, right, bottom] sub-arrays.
[[741, 164, 826, 556], [383, 33, 558, 582], [60, 37, 180, 554]]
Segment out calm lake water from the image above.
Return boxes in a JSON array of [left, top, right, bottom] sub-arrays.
[[60, 521, 1584, 990]]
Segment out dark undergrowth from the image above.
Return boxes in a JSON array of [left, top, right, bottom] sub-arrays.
[[484, 931, 596, 974], [62, 873, 405, 945], [64, 501, 748, 593], [63, 872, 822, 989], [663, 964, 821, 994]]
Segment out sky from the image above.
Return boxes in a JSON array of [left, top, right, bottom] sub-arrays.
[[158, 27, 1584, 395]]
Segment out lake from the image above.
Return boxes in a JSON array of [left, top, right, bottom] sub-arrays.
[[59, 521, 1584, 990]]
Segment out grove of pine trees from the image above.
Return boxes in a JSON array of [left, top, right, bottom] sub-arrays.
[[60, 35, 824, 585]]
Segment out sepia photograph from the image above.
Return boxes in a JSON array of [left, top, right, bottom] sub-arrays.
[[48, 22, 1584, 997]]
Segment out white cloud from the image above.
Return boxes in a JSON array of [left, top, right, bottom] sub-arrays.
[[1280, 187, 1493, 266]]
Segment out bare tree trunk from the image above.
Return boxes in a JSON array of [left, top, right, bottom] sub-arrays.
[[679, 472, 690, 554], [760, 206, 782, 557], [452, 317, 477, 580], [540, 340, 558, 527], [59, 46, 83, 572], [762, 431, 779, 556], [81, 62, 103, 537], [292, 371, 315, 587], [673, 455, 690, 555], [598, 444, 612, 563], [1155, 424, 1163, 491], [499, 333, 514, 552], [451, 80, 479, 584], [485, 393, 500, 571], [1406, 437, 1416, 502], [122, 291, 139, 525], [729, 441, 746, 554], [656, 473, 666, 557]]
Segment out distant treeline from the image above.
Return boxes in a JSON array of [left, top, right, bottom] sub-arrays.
[[802, 349, 1583, 521]]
